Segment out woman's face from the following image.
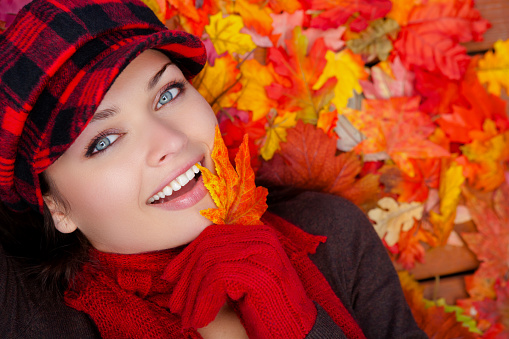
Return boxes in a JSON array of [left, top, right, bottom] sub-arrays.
[[44, 49, 217, 254]]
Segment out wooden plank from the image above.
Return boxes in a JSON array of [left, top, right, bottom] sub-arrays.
[[394, 222, 479, 280], [420, 275, 469, 304], [396, 244, 479, 280], [465, 0, 509, 53]]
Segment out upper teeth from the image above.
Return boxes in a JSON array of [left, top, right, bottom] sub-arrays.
[[148, 163, 201, 203]]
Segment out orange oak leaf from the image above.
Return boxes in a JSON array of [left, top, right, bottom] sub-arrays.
[[257, 121, 379, 207], [393, 0, 490, 80], [199, 126, 268, 225], [308, 0, 392, 32]]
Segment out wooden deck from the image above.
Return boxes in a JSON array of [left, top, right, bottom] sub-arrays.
[[464, 0, 509, 53]]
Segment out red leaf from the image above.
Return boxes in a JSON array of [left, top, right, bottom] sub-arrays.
[[436, 58, 508, 144], [473, 281, 509, 336], [393, 0, 490, 80], [218, 108, 266, 171], [308, 0, 392, 32], [414, 68, 464, 114], [461, 184, 509, 291], [257, 121, 379, 206]]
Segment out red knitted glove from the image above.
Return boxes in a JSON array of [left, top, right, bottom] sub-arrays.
[[161, 223, 317, 339]]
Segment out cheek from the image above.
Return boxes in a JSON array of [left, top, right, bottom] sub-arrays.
[[58, 163, 141, 223]]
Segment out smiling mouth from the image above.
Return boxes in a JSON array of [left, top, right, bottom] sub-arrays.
[[148, 162, 202, 204]]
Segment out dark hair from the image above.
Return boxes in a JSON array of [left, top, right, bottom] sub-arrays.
[[0, 175, 90, 297]]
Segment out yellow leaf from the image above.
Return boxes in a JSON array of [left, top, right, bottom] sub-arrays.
[[459, 122, 509, 191], [312, 49, 368, 109], [226, 0, 273, 36], [429, 162, 465, 245], [205, 13, 256, 56], [236, 59, 276, 121], [260, 111, 297, 160], [368, 197, 423, 246], [193, 55, 240, 112], [199, 126, 268, 225], [477, 39, 509, 96]]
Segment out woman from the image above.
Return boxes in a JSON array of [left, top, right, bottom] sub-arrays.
[[0, 0, 426, 338]]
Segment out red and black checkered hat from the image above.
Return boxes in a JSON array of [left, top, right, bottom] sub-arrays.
[[0, 0, 207, 213]]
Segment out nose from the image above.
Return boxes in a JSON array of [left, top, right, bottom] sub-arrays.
[[145, 116, 187, 167]]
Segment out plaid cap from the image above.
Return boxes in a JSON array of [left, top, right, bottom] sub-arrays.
[[0, 0, 206, 213]]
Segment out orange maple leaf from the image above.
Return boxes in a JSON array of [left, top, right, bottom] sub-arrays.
[[266, 28, 333, 123], [199, 126, 268, 225], [380, 158, 441, 203], [166, 0, 217, 36], [346, 96, 450, 177], [395, 222, 428, 270], [257, 121, 379, 207]]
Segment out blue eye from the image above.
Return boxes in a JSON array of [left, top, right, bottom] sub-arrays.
[[86, 133, 120, 156], [156, 87, 181, 109]]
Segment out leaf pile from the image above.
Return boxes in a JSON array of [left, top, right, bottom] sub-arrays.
[[136, 0, 506, 334], [3, 0, 507, 334]]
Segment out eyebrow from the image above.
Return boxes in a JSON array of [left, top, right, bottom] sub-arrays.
[[89, 61, 175, 124], [90, 107, 119, 124], [147, 61, 174, 91]]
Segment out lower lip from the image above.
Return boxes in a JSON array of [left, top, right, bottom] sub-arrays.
[[151, 175, 209, 211]]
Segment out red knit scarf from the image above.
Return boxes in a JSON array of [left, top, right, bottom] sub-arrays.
[[64, 213, 365, 339]]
